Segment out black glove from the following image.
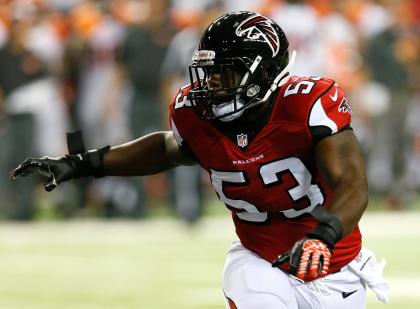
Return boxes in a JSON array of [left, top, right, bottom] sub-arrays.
[[10, 146, 110, 192], [10, 156, 77, 192]]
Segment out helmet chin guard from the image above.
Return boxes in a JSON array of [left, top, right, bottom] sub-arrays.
[[212, 99, 246, 122], [188, 11, 290, 121]]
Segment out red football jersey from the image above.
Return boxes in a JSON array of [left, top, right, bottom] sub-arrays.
[[169, 75, 361, 274]]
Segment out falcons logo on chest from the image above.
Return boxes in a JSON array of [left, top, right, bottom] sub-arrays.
[[236, 15, 280, 56]]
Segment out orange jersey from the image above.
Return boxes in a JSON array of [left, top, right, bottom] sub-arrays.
[[169, 75, 361, 274]]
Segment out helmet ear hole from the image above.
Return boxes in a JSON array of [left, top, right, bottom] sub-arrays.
[[246, 85, 260, 98]]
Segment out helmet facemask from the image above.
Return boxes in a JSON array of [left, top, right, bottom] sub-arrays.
[[188, 51, 264, 121]]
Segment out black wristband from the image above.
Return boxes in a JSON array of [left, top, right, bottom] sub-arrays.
[[307, 205, 343, 249], [67, 145, 111, 178], [87, 146, 111, 177]]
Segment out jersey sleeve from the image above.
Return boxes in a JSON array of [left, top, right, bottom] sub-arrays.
[[169, 117, 197, 161], [169, 85, 199, 162], [308, 82, 352, 143]]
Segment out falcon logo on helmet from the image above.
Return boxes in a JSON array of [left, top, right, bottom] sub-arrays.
[[236, 14, 280, 57]]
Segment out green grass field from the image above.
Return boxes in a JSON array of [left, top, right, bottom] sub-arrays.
[[0, 211, 419, 309]]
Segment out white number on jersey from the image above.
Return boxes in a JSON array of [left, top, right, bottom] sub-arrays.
[[211, 169, 268, 223], [284, 80, 315, 97], [210, 157, 324, 223], [174, 85, 192, 109]]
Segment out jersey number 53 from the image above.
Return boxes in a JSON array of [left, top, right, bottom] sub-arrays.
[[210, 157, 324, 223]]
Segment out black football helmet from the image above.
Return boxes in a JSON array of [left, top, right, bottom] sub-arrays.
[[188, 11, 292, 121]]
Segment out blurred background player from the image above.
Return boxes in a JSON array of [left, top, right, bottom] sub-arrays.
[[160, 3, 223, 222]]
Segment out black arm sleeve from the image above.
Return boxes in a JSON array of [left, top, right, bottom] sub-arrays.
[[311, 125, 353, 145]]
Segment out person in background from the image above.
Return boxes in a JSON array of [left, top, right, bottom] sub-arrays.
[[363, 0, 419, 208], [66, 0, 134, 217], [160, 4, 222, 222], [0, 2, 69, 219], [117, 0, 173, 217]]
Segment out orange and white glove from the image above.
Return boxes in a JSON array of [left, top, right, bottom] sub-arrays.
[[293, 238, 332, 281], [272, 206, 343, 281], [272, 237, 332, 281]]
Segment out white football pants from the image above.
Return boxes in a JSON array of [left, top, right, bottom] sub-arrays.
[[222, 241, 387, 309]]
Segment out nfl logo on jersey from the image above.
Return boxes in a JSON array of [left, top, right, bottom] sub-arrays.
[[237, 133, 248, 148]]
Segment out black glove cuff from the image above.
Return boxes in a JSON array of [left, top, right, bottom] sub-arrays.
[[67, 145, 111, 178], [307, 218, 343, 250], [87, 145, 111, 178], [307, 205, 343, 249]]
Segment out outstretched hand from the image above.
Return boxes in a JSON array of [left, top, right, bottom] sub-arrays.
[[10, 157, 76, 192], [272, 238, 332, 282]]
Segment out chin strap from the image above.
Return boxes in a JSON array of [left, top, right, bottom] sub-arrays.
[[244, 50, 297, 110], [239, 55, 263, 89]]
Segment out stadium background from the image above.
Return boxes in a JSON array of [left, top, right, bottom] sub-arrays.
[[0, 0, 419, 308]]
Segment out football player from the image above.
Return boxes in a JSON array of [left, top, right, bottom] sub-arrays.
[[10, 11, 387, 309]]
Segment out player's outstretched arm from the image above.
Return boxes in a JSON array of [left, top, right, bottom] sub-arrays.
[[104, 131, 195, 176], [10, 131, 195, 191]]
